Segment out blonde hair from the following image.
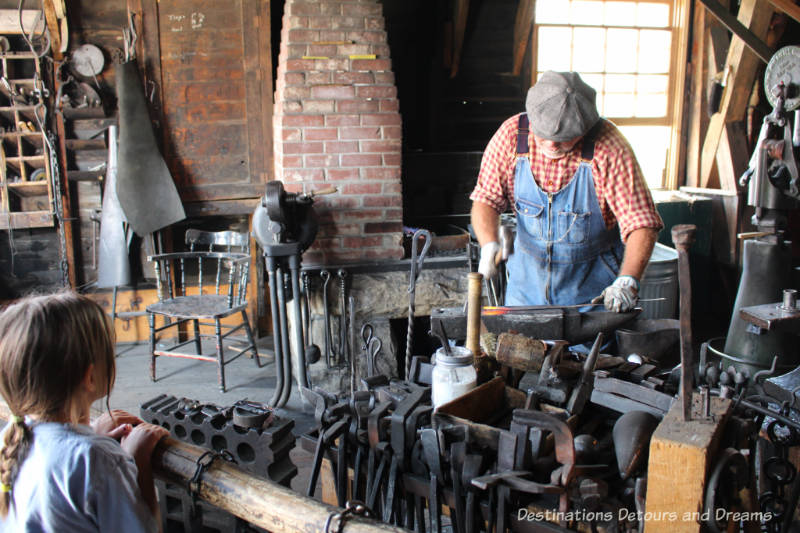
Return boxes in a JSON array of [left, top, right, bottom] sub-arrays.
[[0, 292, 116, 517]]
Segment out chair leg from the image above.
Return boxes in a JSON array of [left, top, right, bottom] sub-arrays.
[[193, 319, 202, 355], [242, 310, 262, 368], [215, 318, 225, 392], [148, 312, 156, 382]]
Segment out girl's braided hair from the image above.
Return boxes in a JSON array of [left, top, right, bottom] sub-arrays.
[[0, 292, 115, 517]]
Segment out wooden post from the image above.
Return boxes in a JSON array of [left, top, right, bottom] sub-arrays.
[[645, 394, 733, 533]]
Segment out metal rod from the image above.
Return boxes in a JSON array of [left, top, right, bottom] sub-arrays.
[[266, 257, 286, 408], [276, 265, 293, 408], [289, 254, 309, 390]]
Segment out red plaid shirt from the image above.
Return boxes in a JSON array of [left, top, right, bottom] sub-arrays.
[[470, 114, 663, 242]]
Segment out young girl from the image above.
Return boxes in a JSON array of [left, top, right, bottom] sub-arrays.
[[0, 292, 168, 532]]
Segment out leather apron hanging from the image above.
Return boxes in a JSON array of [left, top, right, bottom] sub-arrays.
[[505, 113, 624, 307]]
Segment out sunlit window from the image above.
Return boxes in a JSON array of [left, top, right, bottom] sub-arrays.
[[535, 0, 676, 188]]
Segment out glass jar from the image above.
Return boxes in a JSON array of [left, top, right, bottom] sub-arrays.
[[431, 346, 477, 408]]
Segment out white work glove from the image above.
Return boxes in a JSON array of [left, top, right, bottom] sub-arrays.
[[592, 275, 639, 313], [478, 241, 500, 279]]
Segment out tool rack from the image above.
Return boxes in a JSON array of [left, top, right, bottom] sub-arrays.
[[0, 38, 53, 229]]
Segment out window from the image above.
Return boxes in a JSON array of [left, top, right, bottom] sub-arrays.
[[534, 0, 688, 189]]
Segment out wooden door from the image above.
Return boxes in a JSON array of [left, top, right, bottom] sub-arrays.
[[132, 0, 273, 213]]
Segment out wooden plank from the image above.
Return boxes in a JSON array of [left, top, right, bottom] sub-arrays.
[[663, 0, 693, 190], [511, 0, 535, 76], [684, 3, 707, 188], [41, 0, 62, 60], [716, 121, 750, 191], [53, 111, 76, 287], [699, 0, 774, 188], [645, 394, 733, 533], [766, 0, 800, 24], [0, 10, 42, 34]]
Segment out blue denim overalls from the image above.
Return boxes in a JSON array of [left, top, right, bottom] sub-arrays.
[[505, 113, 625, 307]]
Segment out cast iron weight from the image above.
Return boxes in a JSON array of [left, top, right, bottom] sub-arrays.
[[672, 223, 697, 421]]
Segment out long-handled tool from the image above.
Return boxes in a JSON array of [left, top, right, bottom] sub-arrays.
[[405, 229, 431, 379], [672, 224, 697, 421]]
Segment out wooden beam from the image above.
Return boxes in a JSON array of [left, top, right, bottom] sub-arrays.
[[450, 0, 469, 78], [699, 0, 774, 188], [766, 0, 800, 24], [716, 121, 750, 191], [512, 0, 535, 76], [698, 0, 773, 64], [41, 0, 62, 60], [645, 394, 733, 533]]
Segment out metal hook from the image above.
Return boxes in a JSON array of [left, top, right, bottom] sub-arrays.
[[408, 229, 431, 292]]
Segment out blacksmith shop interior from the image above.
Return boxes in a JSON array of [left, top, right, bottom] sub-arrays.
[[0, 0, 799, 531]]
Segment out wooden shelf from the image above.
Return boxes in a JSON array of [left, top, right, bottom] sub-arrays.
[[0, 210, 52, 229], [8, 181, 48, 197]]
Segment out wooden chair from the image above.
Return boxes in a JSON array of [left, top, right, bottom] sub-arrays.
[[146, 229, 262, 392]]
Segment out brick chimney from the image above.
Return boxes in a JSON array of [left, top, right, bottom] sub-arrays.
[[273, 0, 404, 264]]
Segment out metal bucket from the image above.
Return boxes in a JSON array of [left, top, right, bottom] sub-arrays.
[[639, 243, 678, 320], [615, 318, 680, 365]]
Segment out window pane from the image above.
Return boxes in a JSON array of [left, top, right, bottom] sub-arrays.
[[572, 28, 606, 71], [604, 2, 637, 26], [537, 0, 571, 24], [538, 27, 574, 71], [635, 93, 667, 116], [604, 92, 635, 116], [637, 74, 668, 93], [571, 0, 605, 25], [606, 29, 638, 72], [637, 3, 670, 27], [606, 73, 637, 92], [618, 125, 669, 189], [638, 30, 671, 73]]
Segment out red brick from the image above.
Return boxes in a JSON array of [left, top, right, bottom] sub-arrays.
[[364, 221, 403, 233], [379, 100, 400, 112], [287, 16, 308, 28], [382, 182, 403, 194], [320, 3, 343, 16], [305, 128, 339, 141], [282, 155, 304, 167], [283, 141, 324, 154], [319, 30, 347, 42], [301, 250, 325, 265], [307, 17, 334, 30], [339, 126, 381, 140], [314, 58, 350, 70], [338, 44, 372, 56], [285, 72, 305, 85], [356, 85, 396, 99], [288, 29, 320, 42], [361, 113, 401, 126], [341, 183, 383, 194], [283, 168, 324, 181], [362, 246, 405, 261], [365, 17, 385, 31], [363, 195, 401, 208], [283, 85, 311, 100], [308, 44, 338, 56], [281, 114, 324, 127], [306, 71, 332, 84], [287, 44, 309, 58], [341, 153, 382, 166], [383, 154, 401, 166], [282, 128, 302, 141], [330, 208, 383, 221], [343, 235, 384, 248], [277, 100, 302, 113], [348, 3, 383, 16], [311, 85, 356, 99], [360, 140, 401, 152], [374, 72, 395, 84], [332, 71, 374, 85], [303, 100, 335, 113], [325, 141, 359, 153], [285, 59, 316, 72], [351, 58, 391, 72], [383, 126, 402, 139], [287, 2, 321, 16], [326, 168, 360, 181], [326, 114, 360, 126], [362, 167, 401, 180], [331, 17, 366, 30], [346, 30, 387, 43], [384, 208, 403, 221], [305, 154, 340, 167], [337, 100, 379, 113]]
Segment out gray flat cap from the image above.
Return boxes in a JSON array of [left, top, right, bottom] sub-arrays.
[[526, 71, 600, 142]]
